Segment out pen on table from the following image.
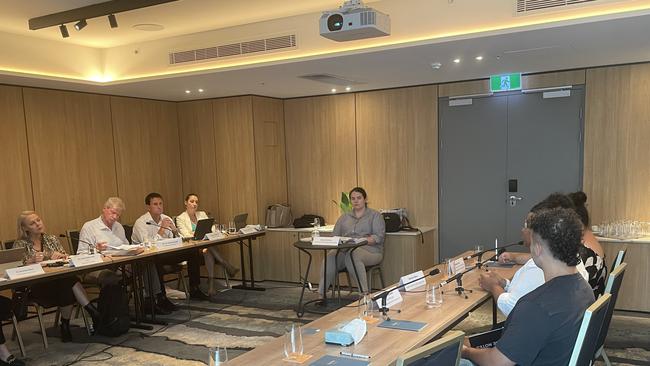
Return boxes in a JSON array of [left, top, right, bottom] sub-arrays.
[[340, 351, 371, 359]]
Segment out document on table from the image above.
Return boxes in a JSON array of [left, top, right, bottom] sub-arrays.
[[378, 319, 427, 332], [310, 355, 369, 366]]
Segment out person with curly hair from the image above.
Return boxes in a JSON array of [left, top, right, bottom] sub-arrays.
[[479, 193, 589, 316], [461, 208, 595, 365]]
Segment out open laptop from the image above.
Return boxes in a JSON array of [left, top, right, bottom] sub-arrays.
[[234, 213, 248, 231], [193, 218, 215, 240], [0, 248, 27, 275]]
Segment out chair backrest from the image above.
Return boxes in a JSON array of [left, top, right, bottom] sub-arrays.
[[67, 230, 81, 254], [611, 249, 627, 271], [2, 240, 16, 250], [594, 263, 627, 357], [123, 224, 133, 244], [568, 293, 612, 366], [0, 248, 26, 274], [396, 330, 464, 366]]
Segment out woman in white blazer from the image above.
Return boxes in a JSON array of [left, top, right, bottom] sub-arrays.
[[177, 193, 239, 296]]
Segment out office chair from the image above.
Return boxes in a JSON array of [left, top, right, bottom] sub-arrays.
[[396, 330, 464, 366], [593, 262, 627, 366], [568, 293, 611, 366]]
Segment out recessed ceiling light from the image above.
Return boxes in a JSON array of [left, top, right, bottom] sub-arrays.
[[345, 86, 351, 92], [430, 62, 442, 69], [331, 88, 337, 93], [475, 56, 483, 61], [132, 23, 164, 32], [453, 58, 461, 64], [198, 88, 204, 93], [185, 90, 191, 94]]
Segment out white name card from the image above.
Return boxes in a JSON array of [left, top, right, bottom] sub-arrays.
[[6, 264, 45, 280], [399, 270, 426, 292], [157, 237, 183, 249], [69, 254, 103, 267], [451, 258, 466, 275], [205, 232, 225, 241], [312, 236, 340, 246], [239, 226, 258, 235], [384, 289, 403, 308]]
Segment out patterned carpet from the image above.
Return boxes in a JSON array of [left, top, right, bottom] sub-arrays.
[[8, 281, 650, 365]]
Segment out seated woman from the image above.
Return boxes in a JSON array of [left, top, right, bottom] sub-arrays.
[[176, 193, 239, 296], [318, 187, 386, 296], [14, 211, 100, 342], [569, 191, 607, 297], [0, 296, 25, 366]]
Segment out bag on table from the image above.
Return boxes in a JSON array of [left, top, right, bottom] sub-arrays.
[[293, 214, 325, 228], [265, 204, 293, 228]]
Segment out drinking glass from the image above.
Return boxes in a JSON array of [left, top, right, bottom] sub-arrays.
[[228, 221, 236, 234], [425, 283, 442, 308], [444, 258, 453, 278], [283, 324, 303, 359], [208, 347, 228, 366], [474, 245, 483, 254]]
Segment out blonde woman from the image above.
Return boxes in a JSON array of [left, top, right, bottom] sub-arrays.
[[14, 211, 100, 342], [177, 193, 239, 296]]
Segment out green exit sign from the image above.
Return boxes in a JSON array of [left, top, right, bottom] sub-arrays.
[[490, 73, 522, 92]]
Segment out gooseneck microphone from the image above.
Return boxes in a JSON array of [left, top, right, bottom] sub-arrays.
[[146, 221, 178, 238], [59, 233, 98, 254], [372, 268, 441, 320], [463, 241, 523, 261]]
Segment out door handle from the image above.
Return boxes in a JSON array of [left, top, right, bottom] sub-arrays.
[[508, 195, 523, 207]]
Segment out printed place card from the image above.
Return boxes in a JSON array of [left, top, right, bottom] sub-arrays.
[[399, 270, 426, 291], [6, 264, 45, 280], [68, 254, 103, 267], [312, 236, 340, 246], [451, 258, 466, 275], [384, 289, 403, 308], [205, 232, 225, 241], [156, 237, 183, 249]]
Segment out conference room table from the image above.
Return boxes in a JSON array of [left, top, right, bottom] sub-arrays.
[[227, 253, 519, 366], [0, 230, 267, 325]]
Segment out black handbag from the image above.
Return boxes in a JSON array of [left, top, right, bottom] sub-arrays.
[[11, 287, 29, 321], [382, 212, 401, 232], [293, 214, 325, 228]]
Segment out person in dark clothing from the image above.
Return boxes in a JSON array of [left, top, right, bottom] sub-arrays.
[[461, 208, 595, 366]]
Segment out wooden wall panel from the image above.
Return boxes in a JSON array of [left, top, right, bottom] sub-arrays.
[[23, 89, 117, 240], [252, 96, 288, 223], [0, 86, 33, 241], [212, 96, 259, 224], [584, 64, 650, 224], [111, 97, 183, 224], [177, 100, 220, 217], [284, 94, 357, 224], [356, 86, 438, 226]]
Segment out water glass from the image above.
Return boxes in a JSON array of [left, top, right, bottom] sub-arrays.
[[208, 347, 228, 366], [474, 245, 484, 254], [444, 258, 453, 278], [283, 324, 303, 359], [425, 283, 442, 308], [228, 221, 236, 234]]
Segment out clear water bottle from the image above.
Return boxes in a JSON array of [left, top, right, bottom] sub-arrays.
[[311, 218, 320, 239]]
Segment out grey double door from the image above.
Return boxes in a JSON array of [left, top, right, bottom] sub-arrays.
[[438, 88, 584, 260]]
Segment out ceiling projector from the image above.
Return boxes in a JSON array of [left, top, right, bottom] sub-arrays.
[[319, 0, 390, 42]]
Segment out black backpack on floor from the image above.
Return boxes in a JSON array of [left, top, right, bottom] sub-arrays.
[[97, 284, 130, 337]]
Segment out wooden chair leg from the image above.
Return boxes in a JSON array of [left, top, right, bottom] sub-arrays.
[[36, 306, 49, 350], [180, 271, 189, 296], [53, 308, 61, 328], [11, 314, 26, 357], [80, 307, 92, 336], [222, 266, 231, 289]]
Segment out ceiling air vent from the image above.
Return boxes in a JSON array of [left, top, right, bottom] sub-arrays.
[[516, 0, 599, 14], [169, 34, 296, 65], [299, 73, 365, 86]]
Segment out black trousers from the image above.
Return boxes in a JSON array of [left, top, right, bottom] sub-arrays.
[[155, 249, 201, 294], [0, 296, 12, 344]]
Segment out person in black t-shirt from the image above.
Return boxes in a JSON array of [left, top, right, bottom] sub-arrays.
[[461, 208, 595, 366]]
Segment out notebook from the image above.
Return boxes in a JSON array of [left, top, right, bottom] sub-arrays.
[[378, 319, 427, 332]]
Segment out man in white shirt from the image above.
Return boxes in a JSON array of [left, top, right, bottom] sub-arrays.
[[78, 197, 128, 287], [479, 193, 590, 316], [132, 193, 208, 309]]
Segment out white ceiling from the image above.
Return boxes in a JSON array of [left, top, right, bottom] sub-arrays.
[[1, 0, 650, 100]]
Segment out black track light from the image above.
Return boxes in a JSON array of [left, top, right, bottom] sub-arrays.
[[108, 14, 118, 28], [59, 24, 69, 38], [74, 19, 87, 31]]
